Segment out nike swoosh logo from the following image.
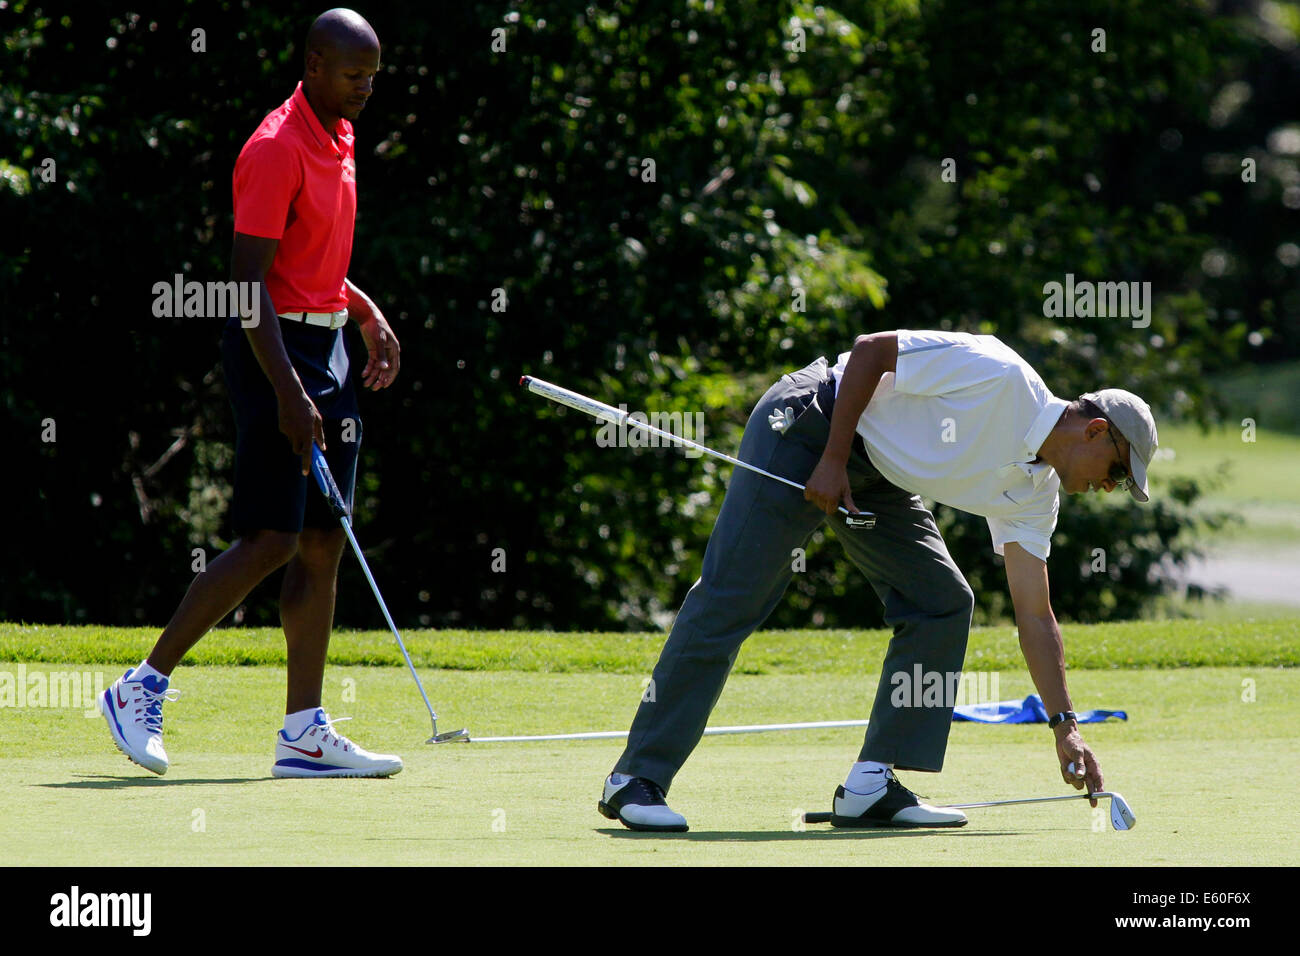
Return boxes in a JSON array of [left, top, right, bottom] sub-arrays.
[[117, 689, 128, 709], [283, 744, 324, 758]]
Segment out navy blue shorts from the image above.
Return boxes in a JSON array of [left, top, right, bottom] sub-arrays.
[[220, 316, 362, 536]]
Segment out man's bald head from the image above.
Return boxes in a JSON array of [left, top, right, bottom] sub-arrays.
[[301, 8, 381, 127], [305, 8, 379, 65]]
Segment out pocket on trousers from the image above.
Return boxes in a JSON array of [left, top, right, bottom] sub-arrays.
[[771, 393, 828, 448]]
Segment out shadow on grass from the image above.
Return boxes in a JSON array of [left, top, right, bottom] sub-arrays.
[[35, 774, 270, 789], [596, 827, 1027, 841]]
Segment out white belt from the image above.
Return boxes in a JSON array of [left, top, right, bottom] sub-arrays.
[[279, 309, 349, 330]]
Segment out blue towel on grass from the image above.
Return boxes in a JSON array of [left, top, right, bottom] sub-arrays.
[[952, 693, 1127, 724]]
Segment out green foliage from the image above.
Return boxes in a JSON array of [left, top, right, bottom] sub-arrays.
[[3, 1, 1294, 629]]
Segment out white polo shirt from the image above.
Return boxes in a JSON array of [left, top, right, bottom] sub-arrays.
[[829, 330, 1069, 560]]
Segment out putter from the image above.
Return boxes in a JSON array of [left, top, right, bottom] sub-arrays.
[[520, 375, 876, 530], [801, 791, 1136, 830], [310, 445, 468, 744]]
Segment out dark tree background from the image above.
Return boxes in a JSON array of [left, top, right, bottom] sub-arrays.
[[3, 0, 1296, 630]]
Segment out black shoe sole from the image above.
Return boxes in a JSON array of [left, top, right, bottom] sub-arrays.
[[598, 800, 689, 833], [829, 813, 968, 829]]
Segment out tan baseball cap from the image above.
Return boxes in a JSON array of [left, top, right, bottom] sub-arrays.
[[1080, 389, 1159, 502]]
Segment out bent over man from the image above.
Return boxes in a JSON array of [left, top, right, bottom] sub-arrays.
[[600, 329, 1158, 831]]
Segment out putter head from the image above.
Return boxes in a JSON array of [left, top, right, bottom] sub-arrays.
[[1107, 792, 1136, 830], [428, 728, 470, 744], [844, 511, 876, 530]]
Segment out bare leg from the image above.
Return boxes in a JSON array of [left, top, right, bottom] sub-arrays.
[[148, 529, 299, 675], [280, 527, 346, 714]]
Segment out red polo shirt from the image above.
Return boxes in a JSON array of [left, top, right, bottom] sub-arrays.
[[232, 82, 357, 313]]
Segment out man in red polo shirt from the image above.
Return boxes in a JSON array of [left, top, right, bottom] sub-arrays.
[[100, 9, 403, 778]]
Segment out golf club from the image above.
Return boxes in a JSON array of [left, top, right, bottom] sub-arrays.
[[519, 375, 876, 530], [310, 444, 469, 744], [465, 718, 870, 743], [800, 790, 1136, 830]]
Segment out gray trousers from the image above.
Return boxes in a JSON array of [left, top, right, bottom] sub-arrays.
[[614, 357, 975, 791]]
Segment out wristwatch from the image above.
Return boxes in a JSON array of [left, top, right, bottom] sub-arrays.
[[1048, 710, 1078, 729]]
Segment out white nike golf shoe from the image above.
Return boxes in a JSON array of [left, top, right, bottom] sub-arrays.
[[99, 668, 179, 775], [598, 773, 689, 832], [830, 769, 968, 828], [272, 710, 403, 778]]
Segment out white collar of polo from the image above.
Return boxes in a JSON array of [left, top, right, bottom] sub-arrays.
[[1003, 397, 1069, 489], [1008, 458, 1056, 490]]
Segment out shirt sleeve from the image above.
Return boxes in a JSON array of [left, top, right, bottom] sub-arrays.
[[233, 137, 300, 240], [986, 500, 1058, 561], [893, 329, 1016, 398]]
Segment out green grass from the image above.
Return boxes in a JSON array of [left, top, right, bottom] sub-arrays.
[[1211, 358, 1300, 435], [1154, 422, 1300, 549], [1152, 596, 1300, 622], [1154, 360, 1300, 552], [1, 622, 1297, 865], [1, 619, 1297, 671], [1, 664, 1294, 865]]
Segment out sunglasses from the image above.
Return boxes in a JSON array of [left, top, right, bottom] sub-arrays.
[[1104, 424, 1134, 491]]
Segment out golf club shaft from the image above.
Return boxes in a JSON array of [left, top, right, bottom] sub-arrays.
[[943, 792, 1118, 810], [521, 375, 862, 520], [308, 445, 467, 742], [337, 516, 442, 730], [470, 718, 870, 743]]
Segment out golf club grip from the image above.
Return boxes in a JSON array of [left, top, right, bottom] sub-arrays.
[[520, 375, 624, 425], [310, 445, 350, 520], [803, 811, 833, 824]]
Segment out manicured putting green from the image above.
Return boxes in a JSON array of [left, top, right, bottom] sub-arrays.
[[1, 641, 1294, 865]]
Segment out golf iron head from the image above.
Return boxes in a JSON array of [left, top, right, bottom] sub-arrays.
[[429, 728, 470, 744], [1105, 791, 1136, 830]]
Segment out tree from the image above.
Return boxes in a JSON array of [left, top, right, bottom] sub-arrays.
[[2, 0, 1287, 629]]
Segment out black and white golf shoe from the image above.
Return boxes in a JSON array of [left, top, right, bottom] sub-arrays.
[[599, 773, 689, 832], [830, 770, 968, 828]]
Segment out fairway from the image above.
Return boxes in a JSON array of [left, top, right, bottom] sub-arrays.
[[1152, 422, 1300, 606], [3, 623, 1295, 866], [1155, 422, 1300, 548]]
